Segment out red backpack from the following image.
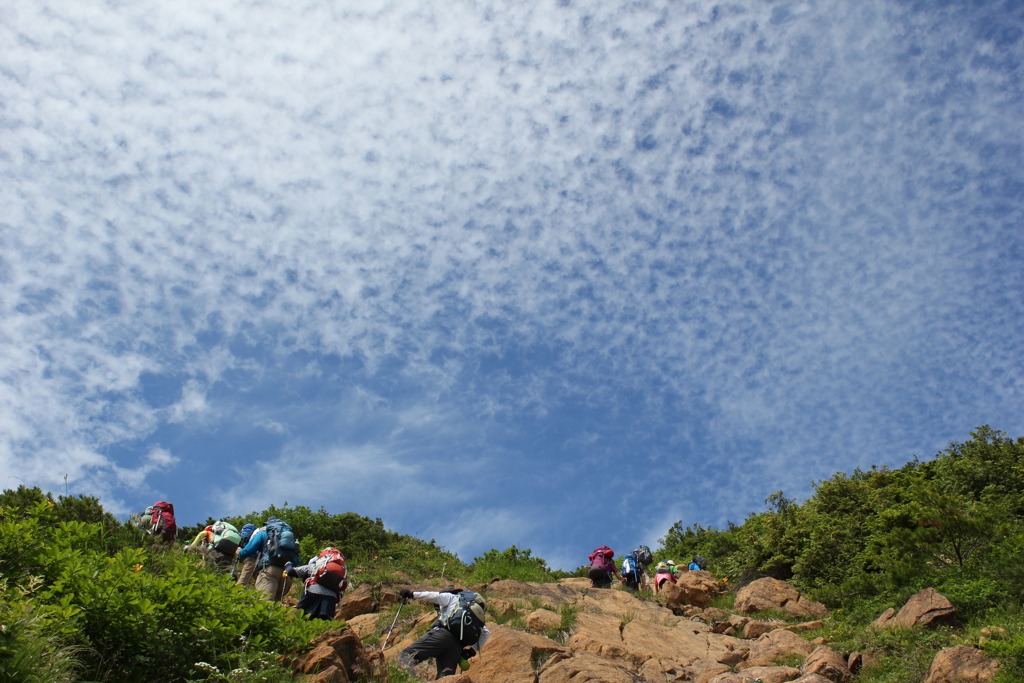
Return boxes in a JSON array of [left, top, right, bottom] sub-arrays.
[[309, 547, 348, 593], [148, 501, 177, 541], [589, 546, 614, 570]]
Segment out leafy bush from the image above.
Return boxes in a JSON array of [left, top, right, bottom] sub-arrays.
[[0, 497, 330, 683], [468, 546, 554, 583]]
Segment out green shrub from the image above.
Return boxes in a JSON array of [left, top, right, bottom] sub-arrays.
[[468, 546, 555, 583], [0, 500, 331, 683]]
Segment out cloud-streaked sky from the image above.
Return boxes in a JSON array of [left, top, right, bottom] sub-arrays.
[[3, 0, 1022, 570]]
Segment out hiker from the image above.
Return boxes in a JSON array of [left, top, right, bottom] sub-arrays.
[[234, 517, 300, 601], [234, 523, 260, 584], [620, 550, 645, 591], [633, 545, 654, 590], [185, 525, 215, 551], [688, 556, 707, 571], [398, 588, 490, 679], [284, 547, 348, 620], [135, 501, 177, 543], [652, 560, 678, 593], [186, 521, 241, 572], [587, 546, 619, 588]]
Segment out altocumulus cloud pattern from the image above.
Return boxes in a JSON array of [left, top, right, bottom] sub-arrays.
[[2, 0, 1022, 569]]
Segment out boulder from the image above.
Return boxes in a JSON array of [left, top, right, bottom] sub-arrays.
[[537, 651, 641, 683], [291, 628, 377, 683], [527, 608, 563, 633], [743, 628, 815, 667], [802, 646, 852, 682], [735, 578, 828, 619], [869, 607, 896, 629], [467, 624, 567, 683], [892, 588, 958, 629], [922, 645, 1000, 683], [790, 676, 833, 683], [337, 583, 375, 620], [674, 570, 723, 608]]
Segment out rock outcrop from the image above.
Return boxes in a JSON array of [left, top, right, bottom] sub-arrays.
[[872, 588, 959, 629], [292, 576, 1003, 683], [734, 577, 828, 619], [922, 645, 1000, 683]]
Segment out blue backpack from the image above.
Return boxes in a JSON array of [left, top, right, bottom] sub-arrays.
[[621, 552, 641, 583], [264, 517, 297, 567]]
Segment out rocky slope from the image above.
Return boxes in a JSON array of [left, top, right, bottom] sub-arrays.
[[285, 573, 1001, 683]]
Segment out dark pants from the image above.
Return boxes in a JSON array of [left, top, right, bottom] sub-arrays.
[[399, 627, 461, 678], [588, 565, 612, 588], [296, 591, 338, 620]]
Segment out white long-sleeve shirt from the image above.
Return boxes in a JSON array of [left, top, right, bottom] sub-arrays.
[[411, 591, 491, 651]]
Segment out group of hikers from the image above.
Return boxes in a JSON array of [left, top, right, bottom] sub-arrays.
[[133, 502, 348, 621], [587, 544, 707, 593], [132, 501, 707, 680]]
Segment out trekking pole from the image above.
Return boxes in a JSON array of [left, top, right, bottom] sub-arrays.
[[381, 598, 406, 654], [230, 555, 239, 578], [440, 562, 446, 582]]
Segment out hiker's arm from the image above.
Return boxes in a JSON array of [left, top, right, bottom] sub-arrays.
[[236, 530, 266, 560], [475, 625, 491, 651]]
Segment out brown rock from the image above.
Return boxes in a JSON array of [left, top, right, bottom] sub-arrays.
[[846, 651, 861, 673], [744, 620, 784, 639], [735, 578, 828, 619], [790, 675, 833, 683], [537, 651, 640, 683], [693, 665, 731, 683], [468, 624, 566, 683], [436, 675, 473, 683], [802, 646, 852, 682], [344, 613, 380, 642], [674, 570, 722, 608], [336, 583, 375, 621], [566, 612, 631, 661], [304, 665, 347, 683], [292, 628, 374, 683], [893, 588, 958, 629], [736, 666, 803, 683], [526, 608, 563, 633], [870, 607, 896, 629], [487, 597, 516, 617], [581, 585, 680, 624], [486, 579, 582, 609], [922, 645, 1000, 683], [744, 628, 815, 667]]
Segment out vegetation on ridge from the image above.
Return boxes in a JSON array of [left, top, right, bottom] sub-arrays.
[[2, 425, 1022, 681]]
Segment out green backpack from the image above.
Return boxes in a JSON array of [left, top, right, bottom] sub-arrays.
[[211, 521, 242, 555]]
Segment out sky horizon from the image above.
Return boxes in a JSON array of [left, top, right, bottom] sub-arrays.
[[3, 0, 1022, 571]]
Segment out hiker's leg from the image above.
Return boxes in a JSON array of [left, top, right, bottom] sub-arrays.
[[399, 628, 459, 676], [236, 557, 257, 586], [254, 566, 282, 601]]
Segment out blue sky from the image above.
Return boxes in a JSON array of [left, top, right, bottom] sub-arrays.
[[2, 0, 1022, 570]]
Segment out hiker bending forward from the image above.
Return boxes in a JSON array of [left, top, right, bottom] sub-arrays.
[[398, 589, 490, 678]]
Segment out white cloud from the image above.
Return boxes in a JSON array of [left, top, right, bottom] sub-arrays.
[[0, 0, 1021, 556]]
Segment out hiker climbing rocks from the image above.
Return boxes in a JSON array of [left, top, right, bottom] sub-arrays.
[[653, 559, 678, 593], [235, 517, 300, 601], [587, 546, 619, 588], [135, 501, 177, 543], [284, 547, 348, 620], [688, 555, 707, 571], [620, 549, 645, 591], [398, 588, 490, 678]]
